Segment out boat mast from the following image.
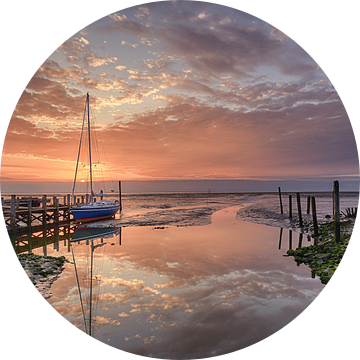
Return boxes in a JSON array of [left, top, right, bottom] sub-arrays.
[[87, 93, 94, 203], [71, 97, 87, 205]]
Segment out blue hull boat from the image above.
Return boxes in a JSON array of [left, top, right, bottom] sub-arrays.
[[70, 93, 121, 223], [71, 202, 120, 223]]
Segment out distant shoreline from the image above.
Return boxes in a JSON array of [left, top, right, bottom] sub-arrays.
[[1, 178, 359, 194], [1, 190, 359, 196]]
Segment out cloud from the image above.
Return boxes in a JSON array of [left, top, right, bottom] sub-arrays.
[[115, 65, 127, 71], [87, 56, 117, 67], [2, 1, 357, 185], [108, 13, 147, 36], [105, 2, 319, 81], [13, 85, 86, 122]]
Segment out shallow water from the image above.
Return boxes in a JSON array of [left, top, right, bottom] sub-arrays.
[[29, 204, 325, 359]]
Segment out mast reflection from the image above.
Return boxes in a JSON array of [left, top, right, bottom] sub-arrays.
[[70, 226, 120, 336]]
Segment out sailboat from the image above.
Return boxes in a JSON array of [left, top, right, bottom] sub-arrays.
[[70, 93, 120, 223]]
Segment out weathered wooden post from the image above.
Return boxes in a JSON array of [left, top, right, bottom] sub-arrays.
[[278, 187, 283, 214], [42, 195, 47, 228], [307, 196, 311, 214], [100, 190, 103, 200], [333, 180, 341, 243], [289, 195, 292, 219], [296, 193, 303, 227], [55, 198, 60, 226], [278, 228, 283, 249], [311, 196, 319, 239], [27, 198, 32, 232], [119, 181, 123, 212], [10, 195, 16, 232]]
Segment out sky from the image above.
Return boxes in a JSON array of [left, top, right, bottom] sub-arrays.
[[1, 0, 359, 193]]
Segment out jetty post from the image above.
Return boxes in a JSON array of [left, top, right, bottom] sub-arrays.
[[278, 187, 283, 214], [10, 195, 16, 232], [307, 196, 311, 214], [311, 196, 319, 239], [27, 198, 32, 233], [119, 181, 123, 212], [55, 197, 60, 226], [333, 180, 341, 243], [296, 193, 303, 227]]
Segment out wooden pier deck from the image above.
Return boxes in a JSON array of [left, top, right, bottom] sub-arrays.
[[2, 195, 81, 235], [2, 183, 123, 234]]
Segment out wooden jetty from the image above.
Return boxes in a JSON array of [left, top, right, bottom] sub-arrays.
[[2, 195, 74, 235], [2, 182, 123, 234]]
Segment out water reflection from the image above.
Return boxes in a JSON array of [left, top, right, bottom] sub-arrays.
[[70, 227, 120, 336], [13, 207, 324, 359], [278, 228, 311, 252]]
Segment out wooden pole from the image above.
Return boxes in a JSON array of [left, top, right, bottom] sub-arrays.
[[55, 198, 59, 226], [278, 228, 283, 250], [311, 196, 319, 238], [278, 187, 283, 214], [119, 181, 123, 212], [333, 180, 341, 243], [10, 195, 16, 231], [307, 196, 311, 214], [100, 190, 103, 200], [289, 195, 292, 219], [296, 193, 303, 227], [27, 198, 32, 232], [42, 195, 47, 228]]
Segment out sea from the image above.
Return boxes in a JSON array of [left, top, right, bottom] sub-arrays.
[[7, 191, 359, 358]]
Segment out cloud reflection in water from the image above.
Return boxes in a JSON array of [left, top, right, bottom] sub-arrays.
[[45, 207, 323, 358]]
